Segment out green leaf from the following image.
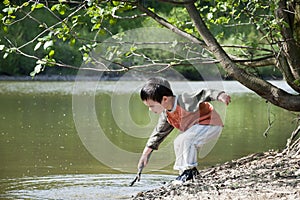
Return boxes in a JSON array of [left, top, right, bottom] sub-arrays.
[[99, 29, 106, 35], [31, 3, 44, 11], [125, 51, 131, 57], [2, 8, 8, 13], [34, 42, 42, 51], [3, 0, 10, 6], [45, 57, 56, 66], [35, 3, 44, 9], [48, 50, 55, 58], [91, 23, 101, 31], [51, 4, 67, 15], [30, 64, 42, 77], [294, 79, 300, 87], [87, 0, 94, 7], [58, 5, 66, 15], [2, 25, 8, 32], [207, 13, 213, 20], [22, 2, 29, 7], [82, 53, 89, 61], [43, 40, 53, 50], [51, 4, 59, 11], [3, 52, 9, 59], [0, 45, 5, 51], [35, 64, 42, 73], [109, 18, 116, 25], [69, 38, 76, 46], [3, 7, 15, 15], [130, 45, 137, 52]]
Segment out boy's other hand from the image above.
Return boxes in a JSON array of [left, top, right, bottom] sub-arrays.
[[218, 92, 231, 105]]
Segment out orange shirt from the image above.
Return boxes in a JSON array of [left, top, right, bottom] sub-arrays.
[[166, 102, 223, 132]]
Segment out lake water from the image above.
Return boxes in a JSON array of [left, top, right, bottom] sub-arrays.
[[0, 80, 297, 199]]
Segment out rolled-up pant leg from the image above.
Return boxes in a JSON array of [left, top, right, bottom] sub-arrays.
[[173, 124, 222, 173]]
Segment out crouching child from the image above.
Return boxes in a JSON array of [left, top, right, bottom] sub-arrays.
[[137, 77, 231, 184]]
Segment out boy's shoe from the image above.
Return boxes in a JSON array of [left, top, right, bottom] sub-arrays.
[[172, 167, 199, 185]]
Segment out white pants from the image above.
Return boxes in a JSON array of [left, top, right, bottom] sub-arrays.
[[173, 124, 222, 173]]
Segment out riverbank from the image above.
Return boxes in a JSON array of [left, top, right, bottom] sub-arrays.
[[0, 71, 189, 81], [0, 74, 283, 82], [0, 75, 119, 81], [132, 150, 300, 200]]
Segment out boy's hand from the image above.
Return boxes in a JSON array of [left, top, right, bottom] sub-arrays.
[[138, 154, 149, 169], [218, 92, 231, 105]]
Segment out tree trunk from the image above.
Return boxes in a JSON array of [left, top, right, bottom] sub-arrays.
[[277, 0, 300, 80]]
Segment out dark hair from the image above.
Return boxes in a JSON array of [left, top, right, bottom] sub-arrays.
[[140, 77, 173, 103]]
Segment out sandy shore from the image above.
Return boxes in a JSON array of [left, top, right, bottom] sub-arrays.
[[132, 150, 300, 199]]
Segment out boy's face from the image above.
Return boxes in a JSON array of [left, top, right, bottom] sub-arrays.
[[143, 99, 165, 114]]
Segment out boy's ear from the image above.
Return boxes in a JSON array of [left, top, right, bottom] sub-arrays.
[[162, 96, 168, 102]]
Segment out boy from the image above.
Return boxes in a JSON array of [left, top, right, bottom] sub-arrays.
[[137, 77, 231, 183]]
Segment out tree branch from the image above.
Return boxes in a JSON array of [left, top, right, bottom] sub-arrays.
[[263, 102, 275, 137], [135, 2, 278, 69], [15, 2, 86, 50], [158, 0, 196, 5], [231, 55, 276, 67], [111, 6, 147, 19], [135, 2, 205, 46], [185, 2, 300, 111]]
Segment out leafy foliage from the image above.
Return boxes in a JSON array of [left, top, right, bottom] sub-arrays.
[[0, 0, 299, 82], [0, 0, 144, 76]]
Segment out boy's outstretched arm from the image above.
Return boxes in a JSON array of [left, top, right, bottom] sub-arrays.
[[129, 147, 153, 186], [217, 92, 231, 105], [138, 146, 153, 169]]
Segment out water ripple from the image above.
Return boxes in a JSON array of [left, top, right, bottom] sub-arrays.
[[0, 174, 175, 200]]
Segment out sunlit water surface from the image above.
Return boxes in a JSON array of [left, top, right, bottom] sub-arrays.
[[0, 174, 174, 200]]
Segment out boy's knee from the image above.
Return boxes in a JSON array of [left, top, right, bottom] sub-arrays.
[[173, 136, 181, 147], [174, 134, 186, 147]]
